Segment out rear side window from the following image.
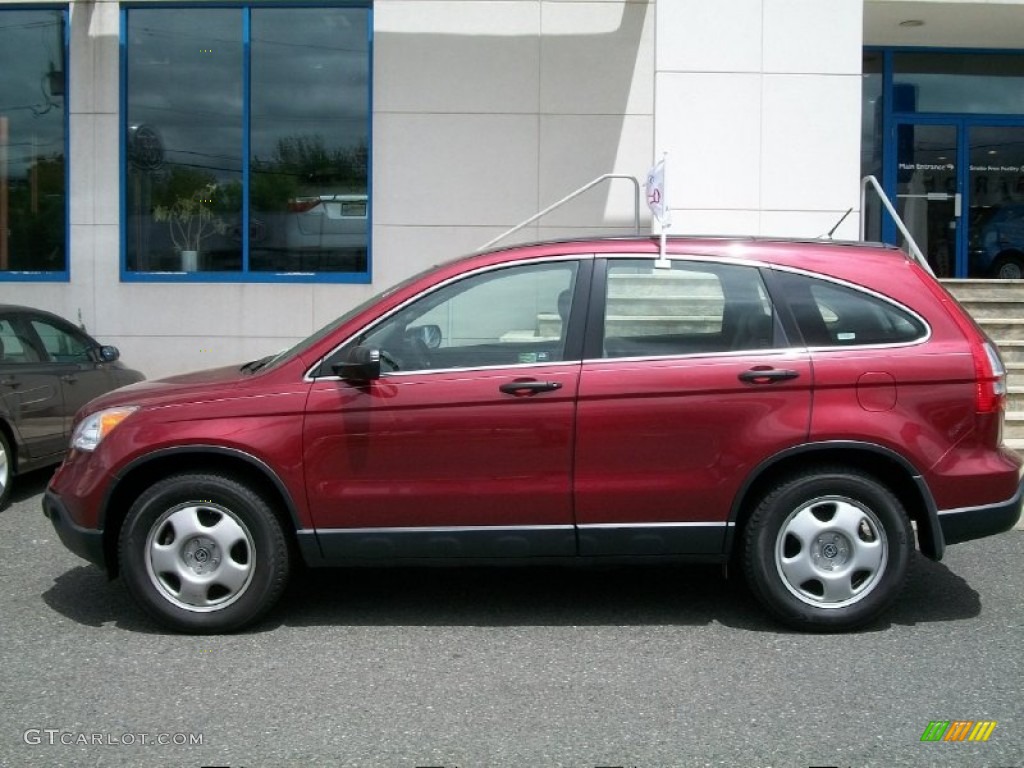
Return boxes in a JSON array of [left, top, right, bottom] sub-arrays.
[[601, 260, 776, 358], [775, 271, 926, 347]]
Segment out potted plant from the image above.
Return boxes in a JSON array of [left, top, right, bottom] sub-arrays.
[[153, 187, 226, 271]]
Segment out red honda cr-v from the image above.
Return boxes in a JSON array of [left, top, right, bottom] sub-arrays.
[[43, 237, 1023, 633]]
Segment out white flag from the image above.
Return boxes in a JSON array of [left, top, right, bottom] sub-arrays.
[[645, 157, 670, 227]]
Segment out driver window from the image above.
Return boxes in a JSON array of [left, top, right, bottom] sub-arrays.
[[30, 319, 92, 363], [350, 262, 579, 373]]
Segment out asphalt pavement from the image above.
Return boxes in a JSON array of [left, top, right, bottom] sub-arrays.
[[1, 467, 1022, 768]]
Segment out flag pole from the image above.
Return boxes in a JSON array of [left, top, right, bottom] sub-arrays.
[[653, 152, 670, 268]]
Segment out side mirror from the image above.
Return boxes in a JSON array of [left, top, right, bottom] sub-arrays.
[[93, 345, 120, 363], [332, 345, 381, 382]]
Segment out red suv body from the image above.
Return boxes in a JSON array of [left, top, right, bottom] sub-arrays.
[[44, 237, 1023, 633]]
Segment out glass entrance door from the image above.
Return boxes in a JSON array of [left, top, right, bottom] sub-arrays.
[[892, 122, 1024, 279], [895, 123, 960, 278], [967, 126, 1024, 279]]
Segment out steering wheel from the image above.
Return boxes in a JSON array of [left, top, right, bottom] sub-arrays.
[[402, 333, 432, 370]]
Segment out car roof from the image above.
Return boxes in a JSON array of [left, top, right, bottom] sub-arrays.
[[466, 234, 910, 279]]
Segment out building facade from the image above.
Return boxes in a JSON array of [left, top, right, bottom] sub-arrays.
[[1, 0, 1022, 378]]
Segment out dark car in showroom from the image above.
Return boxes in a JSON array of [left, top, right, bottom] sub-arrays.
[[970, 203, 1024, 278], [0, 305, 144, 507], [43, 236, 1023, 634]]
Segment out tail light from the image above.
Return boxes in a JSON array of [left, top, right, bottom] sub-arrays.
[[974, 340, 1007, 414], [287, 198, 321, 213]]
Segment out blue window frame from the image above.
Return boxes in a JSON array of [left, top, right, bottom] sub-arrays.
[[121, 4, 372, 283], [0, 7, 68, 282]]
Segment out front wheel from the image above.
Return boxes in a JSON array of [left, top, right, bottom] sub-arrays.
[[743, 468, 912, 631], [119, 473, 290, 633]]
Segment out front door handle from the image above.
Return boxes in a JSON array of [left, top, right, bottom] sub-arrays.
[[61, 374, 78, 384], [0, 377, 19, 388], [738, 367, 799, 384], [499, 380, 563, 396]]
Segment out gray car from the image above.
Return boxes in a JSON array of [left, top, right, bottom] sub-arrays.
[[0, 305, 144, 507]]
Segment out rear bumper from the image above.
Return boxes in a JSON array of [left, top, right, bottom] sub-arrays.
[[938, 476, 1024, 545], [42, 489, 106, 569]]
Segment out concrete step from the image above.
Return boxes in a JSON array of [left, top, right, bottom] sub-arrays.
[[1004, 437, 1024, 458], [606, 296, 724, 316], [1004, 412, 1024, 440], [943, 279, 1024, 302], [1008, 388, 1024, 411], [608, 273, 717, 298], [1007, 362, 1024, 386], [998, 341, 1024, 364], [975, 318, 1024, 340], [955, 298, 1024, 319]]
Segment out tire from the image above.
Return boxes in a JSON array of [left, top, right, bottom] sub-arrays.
[[0, 430, 12, 510], [992, 253, 1024, 280], [118, 473, 290, 633], [743, 468, 912, 631]]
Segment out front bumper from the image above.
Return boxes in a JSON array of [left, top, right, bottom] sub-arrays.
[[42, 489, 106, 569], [938, 475, 1024, 545]]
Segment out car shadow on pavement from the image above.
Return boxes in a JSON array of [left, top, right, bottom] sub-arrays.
[[268, 549, 979, 633], [42, 566, 168, 634], [41, 552, 980, 635], [5, 467, 55, 510]]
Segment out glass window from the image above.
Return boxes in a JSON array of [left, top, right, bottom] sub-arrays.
[[776, 272, 926, 347], [0, 9, 66, 277], [30, 318, 90, 363], [339, 263, 579, 373], [124, 5, 370, 280], [861, 52, 884, 242], [893, 53, 1024, 115], [0, 319, 41, 363], [602, 261, 775, 358]]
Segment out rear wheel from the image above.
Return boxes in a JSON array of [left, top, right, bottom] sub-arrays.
[[118, 473, 290, 633], [743, 468, 912, 631]]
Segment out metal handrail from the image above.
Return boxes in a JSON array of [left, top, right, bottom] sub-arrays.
[[860, 174, 934, 276], [477, 174, 641, 252]]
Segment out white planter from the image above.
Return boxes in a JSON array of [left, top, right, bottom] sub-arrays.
[[181, 250, 199, 272]]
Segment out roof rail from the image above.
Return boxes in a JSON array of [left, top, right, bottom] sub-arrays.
[[478, 174, 642, 252], [860, 175, 934, 276]]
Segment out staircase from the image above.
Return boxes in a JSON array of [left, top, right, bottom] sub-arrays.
[[944, 280, 1024, 456]]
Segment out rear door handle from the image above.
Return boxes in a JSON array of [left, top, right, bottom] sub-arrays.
[[499, 380, 563, 396], [738, 368, 799, 384]]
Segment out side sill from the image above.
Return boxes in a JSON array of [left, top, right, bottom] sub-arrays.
[[309, 525, 577, 562], [578, 522, 729, 557], [297, 523, 729, 566]]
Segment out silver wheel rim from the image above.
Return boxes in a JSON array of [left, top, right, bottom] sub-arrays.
[[998, 261, 1023, 280], [0, 440, 8, 498], [144, 502, 256, 613], [774, 495, 888, 608]]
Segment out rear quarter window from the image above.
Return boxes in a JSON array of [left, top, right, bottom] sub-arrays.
[[775, 271, 927, 347]]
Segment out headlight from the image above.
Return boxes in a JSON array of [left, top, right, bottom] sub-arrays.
[[71, 407, 139, 452]]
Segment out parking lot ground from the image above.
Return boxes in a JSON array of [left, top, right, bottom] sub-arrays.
[[1, 467, 1022, 768]]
